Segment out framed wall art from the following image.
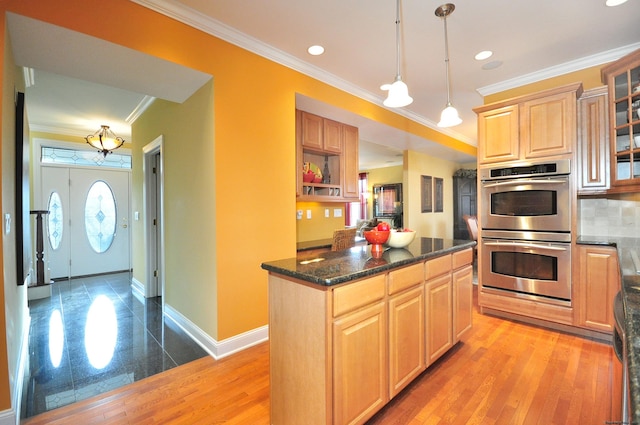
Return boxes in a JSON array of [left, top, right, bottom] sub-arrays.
[[421, 175, 432, 213], [434, 177, 443, 213]]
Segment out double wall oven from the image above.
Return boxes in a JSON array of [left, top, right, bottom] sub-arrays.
[[480, 159, 572, 306]]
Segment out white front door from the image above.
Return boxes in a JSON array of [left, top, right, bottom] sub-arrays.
[[41, 166, 131, 279]]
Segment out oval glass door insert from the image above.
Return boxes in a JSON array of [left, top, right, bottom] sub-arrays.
[[84, 181, 117, 253]]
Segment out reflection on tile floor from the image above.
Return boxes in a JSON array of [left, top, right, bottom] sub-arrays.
[[21, 272, 208, 419]]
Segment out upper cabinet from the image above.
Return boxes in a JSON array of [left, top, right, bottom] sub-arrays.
[[296, 110, 359, 201], [474, 83, 582, 165], [601, 48, 640, 193], [577, 86, 609, 195]]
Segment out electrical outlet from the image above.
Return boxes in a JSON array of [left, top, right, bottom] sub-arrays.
[[296, 210, 303, 220], [333, 209, 342, 218]]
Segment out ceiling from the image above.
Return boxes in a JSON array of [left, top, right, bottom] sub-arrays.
[[7, 0, 640, 169]]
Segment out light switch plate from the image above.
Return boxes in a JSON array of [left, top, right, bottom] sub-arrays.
[[306, 209, 312, 219], [333, 209, 342, 218], [4, 213, 10, 234]]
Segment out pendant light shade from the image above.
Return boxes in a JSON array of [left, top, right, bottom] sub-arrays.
[[435, 3, 461, 128], [381, 0, 412, 108], [382, 78, 412, 108], [85, 125, 125, 157], [439, 104, 462, 127]]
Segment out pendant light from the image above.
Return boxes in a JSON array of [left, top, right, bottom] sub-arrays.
[[381, 0, 413, 108], [435, 3, 462, 127], [85, 125, 125, 157]]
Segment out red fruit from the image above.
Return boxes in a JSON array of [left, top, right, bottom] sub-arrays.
[[377, 222, 390, 231]]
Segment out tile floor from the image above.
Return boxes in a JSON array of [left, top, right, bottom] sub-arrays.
[[20, 272, 208, 419]]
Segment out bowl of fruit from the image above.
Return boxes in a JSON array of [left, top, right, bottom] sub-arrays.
[[386, 228, 416, 248], [363, 223, 391, 257]]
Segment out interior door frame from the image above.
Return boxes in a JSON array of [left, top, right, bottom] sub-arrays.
[[143, 135, 165, 300]]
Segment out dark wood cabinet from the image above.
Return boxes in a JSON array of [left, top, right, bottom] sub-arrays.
[[453, 170, 477, 240]]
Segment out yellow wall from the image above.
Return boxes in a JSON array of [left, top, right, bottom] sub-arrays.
[[0, 0, 474, 365], [131, 82, 222, 337], [405, 150, 460, 238], [296, 202, 347, 242]]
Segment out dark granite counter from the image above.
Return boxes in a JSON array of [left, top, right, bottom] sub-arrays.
[[262, 237, 475, 287], [578, 236, 640, 422]]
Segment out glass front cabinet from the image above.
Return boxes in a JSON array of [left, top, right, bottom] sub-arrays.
[[602, 49, 640, 191]]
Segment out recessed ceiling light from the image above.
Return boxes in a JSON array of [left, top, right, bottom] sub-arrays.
[[475, 50, 493, 61], [307, 45, 325, 56], [606, 0, 628, 5], [482, 60, 503, 71]]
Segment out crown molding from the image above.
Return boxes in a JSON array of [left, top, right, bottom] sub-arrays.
[[126, 95, 156, 124], [477, 42, 640, 96]]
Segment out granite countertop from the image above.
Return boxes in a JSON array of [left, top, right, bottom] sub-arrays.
[[262, 237, 476, 287], [578, 236, 640, 422]]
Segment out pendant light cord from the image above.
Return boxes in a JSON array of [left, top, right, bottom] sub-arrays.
[[394, 0, 401, 80], [442, 14, 452, 105]]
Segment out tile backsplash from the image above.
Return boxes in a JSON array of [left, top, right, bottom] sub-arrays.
[[579, 197, 640, 237]]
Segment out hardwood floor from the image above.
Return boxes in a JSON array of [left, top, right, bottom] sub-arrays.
[[23, 287, 614, 424]]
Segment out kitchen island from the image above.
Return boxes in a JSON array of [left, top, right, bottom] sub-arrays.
[[261, 237, 475, 425]]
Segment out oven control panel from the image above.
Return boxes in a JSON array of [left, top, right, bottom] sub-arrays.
[[480, 159, 570, 181]]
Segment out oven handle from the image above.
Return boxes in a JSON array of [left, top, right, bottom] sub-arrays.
[[482, 178, 568, 188], [483, 240, 568, 251]]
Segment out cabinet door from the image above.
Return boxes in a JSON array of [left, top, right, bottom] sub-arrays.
[[577, 245, 620, 333], [578, 87, 609, 194], [388, 286, 425, 398], [301, 111, 324, 151], [477, 104, 519, 164], [324, 118, 343, 153], [425, 273, 453, 365], [342, 124, 359, 199], [453, 265, 473, 342], [521, 90, 576, 159], [333, 302, 388, 425]]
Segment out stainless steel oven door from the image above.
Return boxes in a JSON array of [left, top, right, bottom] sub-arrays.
[[481, 234, 571, 306], [481, 175, 571, 232]]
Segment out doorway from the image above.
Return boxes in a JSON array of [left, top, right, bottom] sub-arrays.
[[40, 164, 131, 280], [143, 135, 165, 299]]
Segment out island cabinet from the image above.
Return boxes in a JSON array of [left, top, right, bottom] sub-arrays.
[[387, 263, 425, 398], [425, 248, 473, 364], [266, 245, 474, 425], [575, 244, 621, 334], [474, 83, 582, 165], [296, 110, 359, 201]]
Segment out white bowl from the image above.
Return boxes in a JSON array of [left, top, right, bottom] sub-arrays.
[[386, 230, 416, 248]]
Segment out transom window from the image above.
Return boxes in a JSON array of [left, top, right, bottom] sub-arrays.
[[41, 146, 131, 169]]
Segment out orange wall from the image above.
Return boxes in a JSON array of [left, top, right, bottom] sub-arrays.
[[0, 0, 474, 344]]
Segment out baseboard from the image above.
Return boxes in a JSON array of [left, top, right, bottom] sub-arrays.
[[3, 309, 31, 425], [131, 277, 145, 299], [164, 303, 269, 360], [0, 408, 16, 425]]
